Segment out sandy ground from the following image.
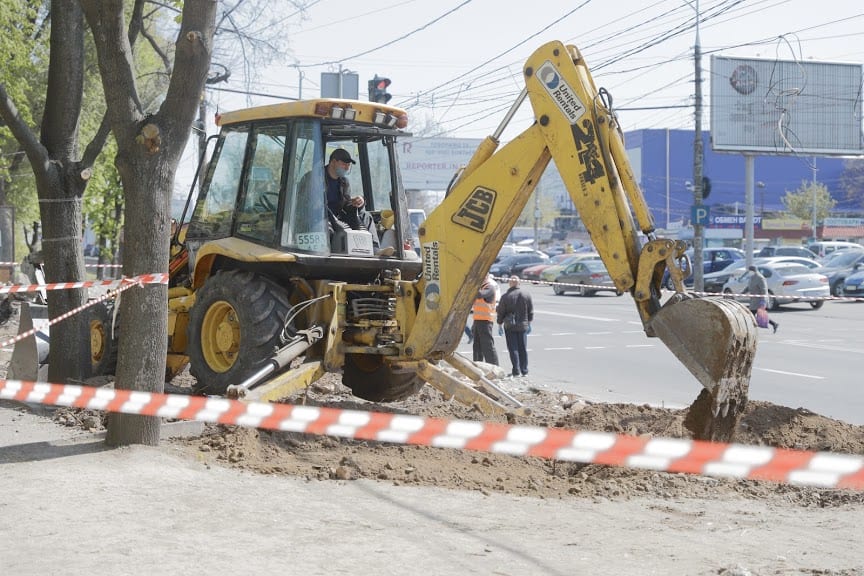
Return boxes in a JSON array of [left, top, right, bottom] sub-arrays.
[[1, 304, 864, 575]]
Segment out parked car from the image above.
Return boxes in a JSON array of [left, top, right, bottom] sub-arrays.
[[722, 261, 829, 310], [521, 253, 575, 282], [807, 241, 864, 259], [756, 245, 817, 259], [842, 266, 864, 297], [489, 252, 549, 278], [539, 252, 601, 282], [703, 260, 750, 293], [764, 256, 821, 269], [496, 243, 538, 259], [702, 256, 822, 293], [662, 247, 746, 289], [815, 250, 864, 296], [552, 259, 621, 296]]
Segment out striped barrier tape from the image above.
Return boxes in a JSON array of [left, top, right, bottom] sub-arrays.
[[505, 276, 864, 303], [1, 378, 862, 491], [0, 261, 123, 268], [0, 272, 168, 296], [0, 273, 168, 350]]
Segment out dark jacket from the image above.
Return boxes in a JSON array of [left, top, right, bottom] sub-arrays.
[[496, 285, 533, 332]]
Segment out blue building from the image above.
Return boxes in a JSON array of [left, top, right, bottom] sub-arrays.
[[624, 128, 858, 231]]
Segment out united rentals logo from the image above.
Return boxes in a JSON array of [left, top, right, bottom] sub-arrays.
[[537, 61, 586, 124]]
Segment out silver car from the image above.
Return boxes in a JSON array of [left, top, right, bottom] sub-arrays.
[[722, 262, 829, 310], [552, 260, 622, 296]]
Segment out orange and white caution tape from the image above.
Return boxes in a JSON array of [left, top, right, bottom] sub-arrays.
[[0, 272, 167, 295], [0, 273, 168, 350], [0, 261, 123, 268], [2, 379, 862, 491]]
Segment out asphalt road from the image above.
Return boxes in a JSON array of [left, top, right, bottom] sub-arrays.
[[459, 284, 864, 426]]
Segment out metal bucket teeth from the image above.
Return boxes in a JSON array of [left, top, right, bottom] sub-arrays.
[[649, 296, 758, 441]]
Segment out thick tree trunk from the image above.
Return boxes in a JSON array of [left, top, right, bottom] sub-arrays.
[[40, 168, 90, 384], [105, 157, 172, 447], [88, 0, 217, 447]]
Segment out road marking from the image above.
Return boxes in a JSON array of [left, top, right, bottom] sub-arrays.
[[757, 367, 825, 380], [534, 310, 619, 322], [586, 331, 612, 335], [622, 330, 644, 333], [550, 332, 581, 336], [584, 346, 606, 350], [544, 347, 573, 351], [625, 344, 654, 348]]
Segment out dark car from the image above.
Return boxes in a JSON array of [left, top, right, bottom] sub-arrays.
[[662, 247, 746, 289], [756, 245, 817, 259], [816, 250, 864, 296], [489, 252, 549, 278]]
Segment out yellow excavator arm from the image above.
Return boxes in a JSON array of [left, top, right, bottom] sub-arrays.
[[404, 41, 758, 441]]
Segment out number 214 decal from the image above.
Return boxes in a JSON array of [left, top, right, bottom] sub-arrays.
[[452, 187, 496, 232]]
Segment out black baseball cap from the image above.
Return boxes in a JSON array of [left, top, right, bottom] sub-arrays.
[[329, 148, 355, 164]]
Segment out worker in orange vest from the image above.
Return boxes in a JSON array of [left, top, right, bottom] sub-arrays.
[[471, 273, 500, 365]]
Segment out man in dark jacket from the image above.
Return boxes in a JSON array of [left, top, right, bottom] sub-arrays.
[[496, 275, 533, 376], [301, 148, 387, 255]]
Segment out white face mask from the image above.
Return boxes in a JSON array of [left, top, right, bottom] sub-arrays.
[[334, 165, 350, 178]]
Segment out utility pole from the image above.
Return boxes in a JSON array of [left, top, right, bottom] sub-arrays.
[[811, 157, 818, 241], [691, 0, 705, 292]]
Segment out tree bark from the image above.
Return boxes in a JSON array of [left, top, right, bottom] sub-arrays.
[[82, 0, 217, 446], [0, 1, 92, 384]]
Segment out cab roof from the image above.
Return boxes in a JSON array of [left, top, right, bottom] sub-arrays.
[[216, 98, 408, 127]]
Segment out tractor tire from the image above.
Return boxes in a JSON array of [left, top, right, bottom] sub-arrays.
[[88, 301, 118, 377], [188, 270, 292, 396], [343, 353, 424, 402]]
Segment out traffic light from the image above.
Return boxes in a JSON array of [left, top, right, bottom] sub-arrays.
[[368, 75, 392, 104], [702, 176, 711, 200]]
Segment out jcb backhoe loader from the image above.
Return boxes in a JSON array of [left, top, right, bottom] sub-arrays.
[[97, 41, 757, 441]]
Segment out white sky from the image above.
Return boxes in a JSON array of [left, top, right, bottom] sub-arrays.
[[177, 0, 864, 194]]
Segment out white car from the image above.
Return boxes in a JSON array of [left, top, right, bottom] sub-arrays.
[[722, 261, 829, 310]]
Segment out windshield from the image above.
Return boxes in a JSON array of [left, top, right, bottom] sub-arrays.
[[823, 250, 863, 267]]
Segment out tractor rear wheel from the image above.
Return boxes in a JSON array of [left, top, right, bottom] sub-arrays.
[[343, 353, 424, 402], [188, 270, 292, 395]]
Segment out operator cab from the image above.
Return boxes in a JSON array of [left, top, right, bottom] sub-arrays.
[[180, 99, 422, 283]]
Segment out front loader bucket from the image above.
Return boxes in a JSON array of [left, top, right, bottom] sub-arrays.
[[648, 296, 757, 442]]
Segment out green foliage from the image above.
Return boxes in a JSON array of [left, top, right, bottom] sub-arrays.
[[82, 137, 123, 259], [781, 180, 836, 223]]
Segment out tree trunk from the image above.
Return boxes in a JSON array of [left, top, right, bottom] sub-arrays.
[[104, 156, 171, 447], [83, 0, 217, 446]]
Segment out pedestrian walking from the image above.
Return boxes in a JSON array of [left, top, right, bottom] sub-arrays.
[[746, 265, 779, 333], [471, 273, 500, 365], [496, 275, 533, 376]]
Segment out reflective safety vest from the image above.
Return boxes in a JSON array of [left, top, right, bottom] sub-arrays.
[[472, 297, 496, 322]]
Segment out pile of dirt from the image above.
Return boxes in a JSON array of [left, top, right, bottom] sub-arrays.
[[171, 374, 864, 506]]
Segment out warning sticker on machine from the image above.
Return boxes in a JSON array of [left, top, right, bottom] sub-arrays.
[[537, 61, 585, 125], [422, 241, 441, 311]]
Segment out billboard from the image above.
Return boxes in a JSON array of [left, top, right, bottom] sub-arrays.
[[710, 55, 863, 155], [397, 137, 483, 190]]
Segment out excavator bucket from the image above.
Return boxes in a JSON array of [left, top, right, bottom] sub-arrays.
[[648, 296, 758, 442]]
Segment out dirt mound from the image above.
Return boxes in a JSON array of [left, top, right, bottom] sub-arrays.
[[170, 376, 864, 506]]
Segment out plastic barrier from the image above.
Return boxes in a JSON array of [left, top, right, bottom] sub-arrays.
[[1, 379, 862, 491]]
